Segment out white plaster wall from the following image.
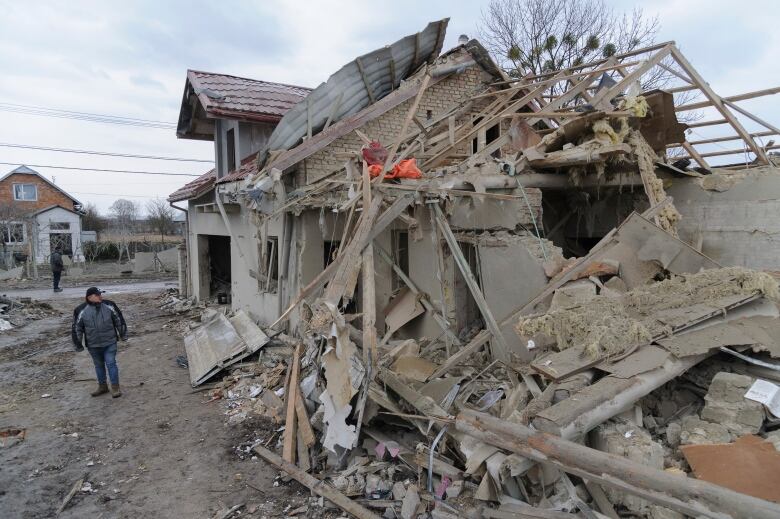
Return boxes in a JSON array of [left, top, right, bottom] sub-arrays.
[[666, 167, 780, 271], [34, 207, 83, 263]]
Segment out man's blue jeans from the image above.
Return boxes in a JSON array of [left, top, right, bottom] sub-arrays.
[[87, 343, 119, 386]]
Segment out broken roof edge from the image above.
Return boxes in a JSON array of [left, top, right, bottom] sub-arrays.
[[256, 19, 451, 168], [250, 42, 507, 184]]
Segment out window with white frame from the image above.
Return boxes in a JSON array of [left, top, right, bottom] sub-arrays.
[[12, 184, 37, 201], [2, 222, 25, 244]]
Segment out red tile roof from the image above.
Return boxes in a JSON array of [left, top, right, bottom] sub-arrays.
[[168, 154, 258, 201], [168, 168, 216, 202], [188, 70, 311, 123]]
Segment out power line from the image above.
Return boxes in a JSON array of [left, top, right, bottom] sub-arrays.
[[0, 142, 213, 163], [0, 161, 199, 177], [70, 191, 168, 199], [0, 102, 177, 129]]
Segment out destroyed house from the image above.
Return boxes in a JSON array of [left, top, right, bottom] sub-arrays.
[[172, 19, 780, 518]]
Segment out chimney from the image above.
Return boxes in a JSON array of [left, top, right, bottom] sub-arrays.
[[458, 34, 469, 45]]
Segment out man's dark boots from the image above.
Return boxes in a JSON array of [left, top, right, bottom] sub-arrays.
[[111, 384, 122, 398], [91, 383, 109, 397]]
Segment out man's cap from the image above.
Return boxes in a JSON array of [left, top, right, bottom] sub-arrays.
[[86, 287, 104, 297]]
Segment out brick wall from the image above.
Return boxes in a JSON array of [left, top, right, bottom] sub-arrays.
[[0, 173, 76, 213], [303, 65, 493, 183]]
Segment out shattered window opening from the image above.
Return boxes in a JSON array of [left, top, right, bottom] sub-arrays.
[[262, 237, 279, 293], [2, 222, 25, 244], [49, 222, 70, 231]]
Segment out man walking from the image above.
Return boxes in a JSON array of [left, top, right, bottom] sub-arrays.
[[72, 287, 128, 398], [51, 245, 64, 292]]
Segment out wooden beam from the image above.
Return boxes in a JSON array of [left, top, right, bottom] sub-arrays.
[[355, 58, 376, 103], [668, 130, 777, 146], [588, 45, 673, 109], [456, 410, 780, 519], [676, 86, 780, 111], [283, 343, 302, 463], [671, 46, 769, 164], [658, 62, 694, 85], [681, 141, 710, 169], [674, 143, 780, 160], [687, 118, 727, 128], [498, 41, 675, 83], [254, 445, 382, 519], [724, 99, 780, 135]]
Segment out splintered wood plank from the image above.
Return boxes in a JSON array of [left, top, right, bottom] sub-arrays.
[[283, 343, 302, 463]]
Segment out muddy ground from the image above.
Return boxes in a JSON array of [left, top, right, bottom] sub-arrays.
[[0, 285, 305, 518]]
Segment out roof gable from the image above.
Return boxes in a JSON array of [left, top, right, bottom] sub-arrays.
[[176, 71, 311, 140], [0, 166, 81, 205]]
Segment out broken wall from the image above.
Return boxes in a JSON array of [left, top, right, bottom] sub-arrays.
[[186, 189, 284, 324], [667, 166, 780, 271], [302, 65, 491, 184]]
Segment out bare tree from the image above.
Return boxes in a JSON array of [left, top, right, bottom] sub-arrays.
[[479, 0, 659, 80], [109, 199, 139, 232], [108, 199, 139, 262], [0, 200, 32, 269], [478, 0, 701, 122], [81, 202, 105, 232], [145, 199, 175, 243]]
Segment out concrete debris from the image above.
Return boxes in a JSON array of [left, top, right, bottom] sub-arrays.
[[166, 26, 780, 519]]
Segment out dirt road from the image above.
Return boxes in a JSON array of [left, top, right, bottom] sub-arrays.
[[0, 286, 304, 518]]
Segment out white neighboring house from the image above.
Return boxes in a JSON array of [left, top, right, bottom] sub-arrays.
[[32, 205, 85, 264], [0, 165, 85, 266]]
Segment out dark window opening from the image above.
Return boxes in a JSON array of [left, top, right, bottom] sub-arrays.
[[324, 240, 340, 268], [50, 233, 73, 255], [226, 128, 236, 172], [3, 223, 25, 244], [261, 237, 279, 293], [50, 222, 70, 230], [391, 231, 409, 291], [453, 241, 482, 334], [205, 235, 231, 300], [426, 109, 433, 120]]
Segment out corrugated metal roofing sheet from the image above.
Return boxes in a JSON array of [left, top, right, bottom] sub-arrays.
[[188, 71, 311, 124], [260, 18, 449, 164]]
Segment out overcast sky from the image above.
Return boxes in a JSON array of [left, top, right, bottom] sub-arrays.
[[1, 0, 778, 213]]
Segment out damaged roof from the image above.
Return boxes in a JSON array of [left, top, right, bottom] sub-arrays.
[[176, 71, 311, 140], [168, 154, 259, 201], [259, 19, 450, 164], [216, 153, 258, 185], [167, 168, 216, 202]]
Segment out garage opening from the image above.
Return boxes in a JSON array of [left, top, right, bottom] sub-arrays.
[[197, 235, 231, 301]]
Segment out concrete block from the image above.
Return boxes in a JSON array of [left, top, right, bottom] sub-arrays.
[[590, 421, 664, 514], [133, 252, 156, 273], [157, 247, 179, 269], [679, 415, 731, 445], [603, 275, 628, 293], [550, 279, 597, 311], [700, 372, 764, 438], [649, 505, 685, 519]]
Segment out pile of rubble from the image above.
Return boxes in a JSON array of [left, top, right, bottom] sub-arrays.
[[0, 295, 59, 331], [176, 28, 780, 519]]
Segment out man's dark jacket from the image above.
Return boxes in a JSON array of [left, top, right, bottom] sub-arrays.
[[50, 251, 64, 273], [71, 300, 128, 350]]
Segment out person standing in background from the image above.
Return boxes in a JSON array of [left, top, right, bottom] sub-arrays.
[[50, 245, 64, 292]]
